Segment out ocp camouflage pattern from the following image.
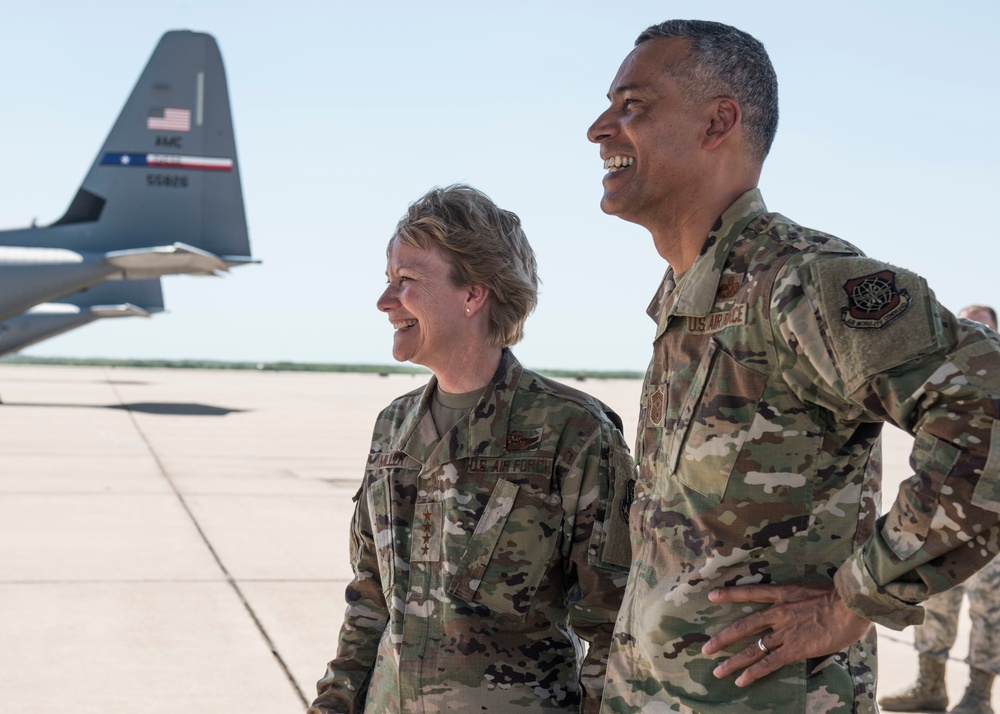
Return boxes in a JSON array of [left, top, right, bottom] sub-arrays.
[[916, 555, 1000, 674], [310, 350, 634, 713], [600, 189, 1000, 713]]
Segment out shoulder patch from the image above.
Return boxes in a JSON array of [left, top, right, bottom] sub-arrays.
[[806, 256, 945, 394], [841, 270, 910, 329]]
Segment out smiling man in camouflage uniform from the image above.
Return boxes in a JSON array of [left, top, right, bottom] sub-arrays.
[[587, 20, 1000, 714]]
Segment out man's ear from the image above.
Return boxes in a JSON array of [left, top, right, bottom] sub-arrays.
[[703, 97, 742, 151]]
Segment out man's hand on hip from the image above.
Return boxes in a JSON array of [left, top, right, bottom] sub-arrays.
[[700, 583, 872, 687]]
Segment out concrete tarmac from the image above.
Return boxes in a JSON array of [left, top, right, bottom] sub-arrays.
[[0, 364, 992, 712]]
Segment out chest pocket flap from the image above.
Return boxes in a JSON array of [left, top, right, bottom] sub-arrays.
[[671, 339, 767, 503], [448, 478, 560, 621]]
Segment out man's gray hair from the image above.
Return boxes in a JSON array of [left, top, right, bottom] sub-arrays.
[[637, 20, 778, 166]]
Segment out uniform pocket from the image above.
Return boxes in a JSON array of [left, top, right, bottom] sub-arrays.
[[349, 486, 364, 570], [367, 476, 396, 596], [448, 478, 561, 621], [884, 430, 961, 559], [591, 447, 635, 571], [671, 340, 767, 503], [973, 420, 1000, 514]]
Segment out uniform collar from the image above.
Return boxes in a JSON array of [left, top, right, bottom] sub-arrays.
[[647, 189, 768, 338], [391, 349, 522, 469]]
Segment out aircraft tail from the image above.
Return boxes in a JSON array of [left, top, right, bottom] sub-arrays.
[[23, 31, 252, 261]]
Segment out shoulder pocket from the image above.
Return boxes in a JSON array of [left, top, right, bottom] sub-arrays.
[[448, 478, 560, 621], [367, 476, 396, 596], [671, 340, 767, 503], [883, 430, 960, 559], [590, 446, 635, 571], [806, 257, 945, 394], [972, 420, 1000, 514], [349, 485, 364, 570]]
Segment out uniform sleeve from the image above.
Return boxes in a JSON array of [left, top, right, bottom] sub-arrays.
[[559, 415, 633, 714], [772, 254, 1000, 629], [308, 484, 388, 714]]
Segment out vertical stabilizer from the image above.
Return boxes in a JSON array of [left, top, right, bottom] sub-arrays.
[[28, 31, 251, 259]]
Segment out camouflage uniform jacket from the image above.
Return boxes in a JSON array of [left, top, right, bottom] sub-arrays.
[[311, 350, 634, 714], [600, 189, 1000, 714]]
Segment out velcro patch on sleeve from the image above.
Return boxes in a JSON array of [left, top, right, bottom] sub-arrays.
[[600, 449, 635, 570], [805, 257, 944, 395]]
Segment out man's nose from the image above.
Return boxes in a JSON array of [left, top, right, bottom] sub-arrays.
[[587, 106, 617, 143]]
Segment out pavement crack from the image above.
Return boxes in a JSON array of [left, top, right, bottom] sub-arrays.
[[107, 373, 308, 707]]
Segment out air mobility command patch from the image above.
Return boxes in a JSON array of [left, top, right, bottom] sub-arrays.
[[805, 256, 945, 394], [841, 270, 910, 329]]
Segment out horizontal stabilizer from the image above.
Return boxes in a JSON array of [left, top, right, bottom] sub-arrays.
[[90, 303, 154, 318], [19, 302, 152, 319], [220, 255, 261, 269], [104, 242, 227, 278], [0, 279, 165, 357], [0, 303, 149, 357], [59, 278, 165, 311]]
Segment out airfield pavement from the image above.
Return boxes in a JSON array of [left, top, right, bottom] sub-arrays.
[[0, 363, 994, 712]]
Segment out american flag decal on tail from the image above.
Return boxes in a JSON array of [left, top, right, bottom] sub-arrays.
[[147, 107, 191, 132]]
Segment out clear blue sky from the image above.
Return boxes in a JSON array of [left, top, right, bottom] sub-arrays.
[[1, 0, 997, 372]]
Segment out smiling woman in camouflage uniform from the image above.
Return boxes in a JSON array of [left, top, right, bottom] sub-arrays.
[[309, 185, 634, 714]]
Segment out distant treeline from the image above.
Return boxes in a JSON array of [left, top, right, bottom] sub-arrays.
[[0, 355, 642, 380]]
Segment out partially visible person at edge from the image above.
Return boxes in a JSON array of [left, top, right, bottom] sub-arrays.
[[308, 184, 634, 713], [586, 19, 1000, 714], [881, 306, 1000, 714]]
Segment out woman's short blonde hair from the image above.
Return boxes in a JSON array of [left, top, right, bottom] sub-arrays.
[[390, 184, 539, 347]]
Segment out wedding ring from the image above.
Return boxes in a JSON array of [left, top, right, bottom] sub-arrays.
[[756, 637, 771, 655]]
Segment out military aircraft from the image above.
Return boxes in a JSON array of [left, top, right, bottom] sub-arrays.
[[0, 279, 164, 358], [0, 30, 254, 348]]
